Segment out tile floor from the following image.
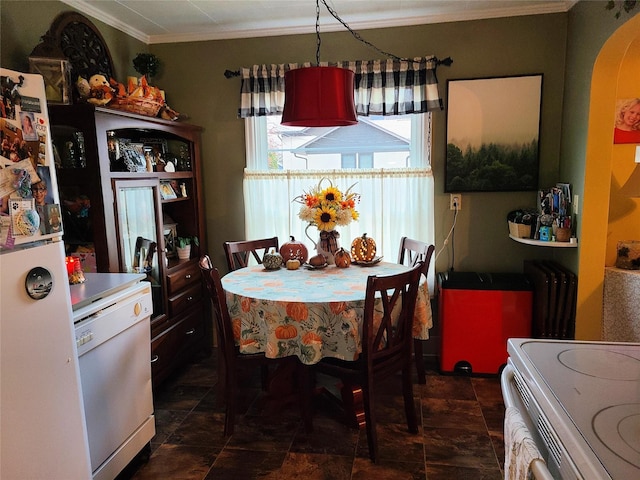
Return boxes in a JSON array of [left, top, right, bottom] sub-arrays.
[[119, 352, 506, 480]]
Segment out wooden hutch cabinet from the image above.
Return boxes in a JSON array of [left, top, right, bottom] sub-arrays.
[[49, 104, 210, 387]]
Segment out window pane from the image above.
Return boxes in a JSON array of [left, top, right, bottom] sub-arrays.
[[266, 115, 417, 171], [342, 153, 356, 168]]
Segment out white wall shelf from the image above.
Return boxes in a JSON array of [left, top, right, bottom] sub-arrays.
[[509, 234, 578, 248]]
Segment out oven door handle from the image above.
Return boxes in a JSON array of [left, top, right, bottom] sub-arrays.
[[501, 364, 517, 408], [501, 364, 555, 480]]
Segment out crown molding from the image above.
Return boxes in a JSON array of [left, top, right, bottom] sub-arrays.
[[62, 0, 578, 45]]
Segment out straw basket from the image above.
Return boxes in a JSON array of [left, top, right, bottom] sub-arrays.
[[508, 221, 531, 239], [109, 97, 163, 117]]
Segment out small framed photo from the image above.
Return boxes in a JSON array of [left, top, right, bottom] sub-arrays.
[[118, 141, 147, 172], [163, 222, 177, 258], [28, 57, 72, 104], [159, 181, 177, 200]]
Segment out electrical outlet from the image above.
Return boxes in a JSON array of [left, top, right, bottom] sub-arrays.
[[450, 194, 461, 211], [573, 194, 579, 215]]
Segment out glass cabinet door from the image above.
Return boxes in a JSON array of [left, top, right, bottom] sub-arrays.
[[114, 179, 163, 317]]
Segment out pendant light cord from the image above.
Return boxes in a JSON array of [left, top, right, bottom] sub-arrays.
[[319, 0, 405, 61], [315, 0, 321, 65], [223, 1, 453, 77]]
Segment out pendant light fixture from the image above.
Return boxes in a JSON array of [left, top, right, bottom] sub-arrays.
[[281, 0, 358, 127]]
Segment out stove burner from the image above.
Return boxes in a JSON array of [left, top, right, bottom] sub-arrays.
[[558, 349, 640, 380], [593, 404, 640, 469]]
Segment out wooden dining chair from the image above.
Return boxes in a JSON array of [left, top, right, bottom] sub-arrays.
[[398, 237, 435, 384], [310, 262, 423, 463], [200, 255, 312, 435], [199, 254, 276, 436], [223, 236, 279, 271]]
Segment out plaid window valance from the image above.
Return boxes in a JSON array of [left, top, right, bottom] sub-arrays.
[[238, 56, 443, 118]]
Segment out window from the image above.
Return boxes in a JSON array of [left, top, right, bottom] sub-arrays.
[[244, 114, 435, 291], [259, 115, 425, 171]]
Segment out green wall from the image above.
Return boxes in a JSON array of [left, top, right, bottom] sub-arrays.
[[152, 14, 569, 272], [2, 0, 632, 276], [0, 1, 146, 81]]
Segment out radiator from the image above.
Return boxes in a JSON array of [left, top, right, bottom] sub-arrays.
[[523, 260, 577, 339]]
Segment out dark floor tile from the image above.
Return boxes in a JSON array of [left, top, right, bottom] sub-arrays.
[[355, 422, 424, 463], [471, 377, 503, 404], [152, 408, 190, 445], [374, 393, 421, 425], [351, 456, 426, 480], [423, 426, 499, 470], [480, 401, 506, 433], [263, 452, 353, 480], [153, 384, 212, 411], [290, 415, 359, 456], [421, 374, 476, 400], [422, 397, 487, 431], [204, 448, 287, 479], [488, 430, 505, 471], [166, 410, 228, 449], [172, 356, 218, 388], [129, 444, 218, 480], [224, 414, 300, 452], [426, 463, 502, 480], [123, 351, 506, 479]]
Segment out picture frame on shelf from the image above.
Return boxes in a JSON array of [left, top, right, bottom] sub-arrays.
[[163, 222, 177, 258], [159, 181, 177, 200], [445, 74, 543, 192], [118, 141, 147, 173]]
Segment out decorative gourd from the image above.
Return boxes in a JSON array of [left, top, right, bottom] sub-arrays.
[[309, 254, 326, 266], [286, 259, 301, 270], [280, 236, 309, 263], [262, 248, 283, 270], [351, 233, 377, 262], [275, 324, 298, 339], [334, 248, 351, 268]]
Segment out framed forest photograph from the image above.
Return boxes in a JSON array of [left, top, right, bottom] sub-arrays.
[[445, 74, 543, 192]]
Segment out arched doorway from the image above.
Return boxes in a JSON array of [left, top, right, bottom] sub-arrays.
[[576, 14, 640, 339]]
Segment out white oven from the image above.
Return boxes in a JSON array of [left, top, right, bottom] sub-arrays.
[[501, 338, 640, 480]]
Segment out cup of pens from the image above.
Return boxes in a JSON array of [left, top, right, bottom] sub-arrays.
[[555, 217, 572, 242]]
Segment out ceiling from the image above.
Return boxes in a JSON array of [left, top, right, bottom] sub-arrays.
[[61, 0, 577, 44]]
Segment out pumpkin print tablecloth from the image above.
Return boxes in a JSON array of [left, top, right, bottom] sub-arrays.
[[222, 262, 432, 365]]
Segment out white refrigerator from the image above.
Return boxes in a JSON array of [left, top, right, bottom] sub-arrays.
[[0, 68, 92, 479]]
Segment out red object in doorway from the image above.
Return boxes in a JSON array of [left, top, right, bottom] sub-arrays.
[[438, 272, 533, 375]]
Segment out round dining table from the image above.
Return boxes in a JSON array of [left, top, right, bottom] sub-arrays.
[[221, 261, 432, 365]]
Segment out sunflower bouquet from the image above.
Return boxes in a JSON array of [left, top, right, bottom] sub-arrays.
[[294, 178, 360, 232]]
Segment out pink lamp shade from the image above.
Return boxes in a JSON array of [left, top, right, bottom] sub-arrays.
[[281, 66, 357, 127]]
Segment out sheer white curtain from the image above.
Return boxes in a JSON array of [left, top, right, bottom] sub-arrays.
[[243, 118, 436, 292]]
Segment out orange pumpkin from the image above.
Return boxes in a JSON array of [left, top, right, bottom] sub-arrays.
[[334, 247, 351, 268], [275, 324, 298, 339], [351, 233, 377, 262], [280, 236, 309, 263]]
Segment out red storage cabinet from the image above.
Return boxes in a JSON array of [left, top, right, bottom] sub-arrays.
[[438, 272, 533, 374]]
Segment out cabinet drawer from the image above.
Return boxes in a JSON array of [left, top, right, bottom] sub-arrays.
[[174, 308, 206, 352], [151, 326, 179, 385], [168, 283, 202, 317], [167, 262, 200, 295], [151, 308, 206, 386]]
